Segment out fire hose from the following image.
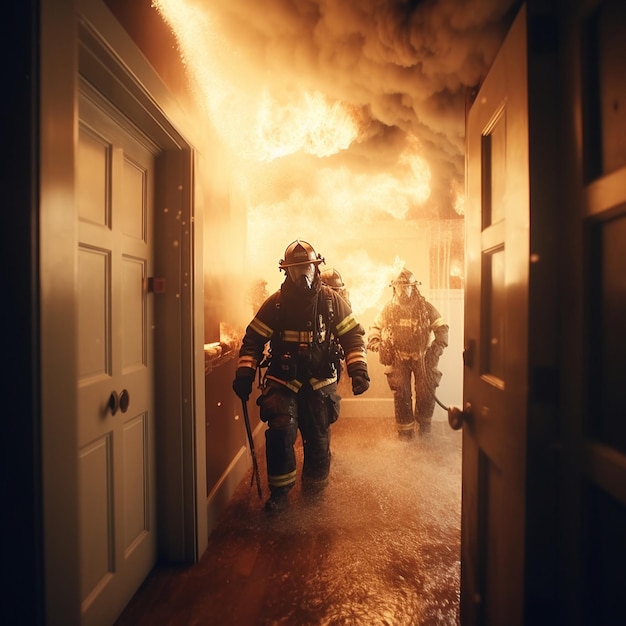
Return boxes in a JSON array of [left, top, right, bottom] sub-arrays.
[[434, 393, 449, 411]]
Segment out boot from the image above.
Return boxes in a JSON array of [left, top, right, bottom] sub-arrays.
[[397, 421, 416, 441], [264, 489, 290, 513], [418, 420, 432, 437], [301, 475, 329, 497]]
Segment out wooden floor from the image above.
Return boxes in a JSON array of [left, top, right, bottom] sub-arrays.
[[115, 416, 462, 626]]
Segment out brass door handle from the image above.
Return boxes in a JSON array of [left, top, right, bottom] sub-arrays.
[[448, 402, 472, 430], [108, 390, 119, 416], [119, 389, 130, 413], [108, 389, 130, 415]]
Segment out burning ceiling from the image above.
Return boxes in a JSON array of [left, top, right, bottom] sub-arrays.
[[154, 0, 519, 307], [155, 0, 518, 216]]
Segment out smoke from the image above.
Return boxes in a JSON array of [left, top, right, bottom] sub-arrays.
[[155, 0, 518, 315]]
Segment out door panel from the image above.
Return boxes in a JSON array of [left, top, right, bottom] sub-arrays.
[[463, 6, 528, 625], [77, 90, 157, 626]]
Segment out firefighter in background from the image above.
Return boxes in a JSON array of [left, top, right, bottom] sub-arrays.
[[320, 267, 350, 305], [232, 241, 370, 512], [320, 267, 351, 397], [367, 269, 449, 439]]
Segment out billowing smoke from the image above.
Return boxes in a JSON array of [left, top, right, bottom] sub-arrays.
[[155, 0, 518, 319]]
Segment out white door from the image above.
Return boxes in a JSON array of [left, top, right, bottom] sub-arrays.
[[77, 89, 157, 626]]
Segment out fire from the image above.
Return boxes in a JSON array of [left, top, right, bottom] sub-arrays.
[[317, 155, 431, 221], [242, 143, 431, 262], [255, 90, 360, 162], [453, 192, 465, 216], [338, 253, 406, 317], [154, 0, 441, 323], [218, 322, 241, 353], [451, 177, 465, 215], [153, 0, 361, 163], [153, 0, 431, 197]]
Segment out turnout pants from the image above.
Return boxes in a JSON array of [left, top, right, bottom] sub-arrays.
[[258, 380, 340, 495], [385, 358, 437, 434]]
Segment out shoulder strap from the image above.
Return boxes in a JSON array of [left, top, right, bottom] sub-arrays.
[[319, 285, 334, 325], [274, 291, 282, 329]]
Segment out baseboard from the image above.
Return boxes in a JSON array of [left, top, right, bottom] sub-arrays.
[[338, 397, 449, 421]]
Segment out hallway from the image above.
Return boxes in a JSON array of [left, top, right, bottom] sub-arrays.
[[116, 415, 462, 625]]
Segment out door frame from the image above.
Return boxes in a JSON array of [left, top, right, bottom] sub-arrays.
[[40, 1, 206, 623]]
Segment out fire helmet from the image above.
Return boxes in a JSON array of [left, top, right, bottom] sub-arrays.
[[279, 240, 325, 271], [320, 268, 345, 291], [390, 268, 422, 287]]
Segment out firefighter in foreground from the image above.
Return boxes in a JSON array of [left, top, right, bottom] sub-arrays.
[[232, 240, 370, 512], [367, 269, 449, 439]]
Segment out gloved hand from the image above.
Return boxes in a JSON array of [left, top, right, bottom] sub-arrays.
[[366, 337, 380, 352], [351, 372, 370, 396], [425, 342, 444, 368], [232, 372, 254, 401]]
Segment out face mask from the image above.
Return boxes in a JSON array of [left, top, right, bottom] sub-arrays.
[[288, 263, 316, 289], [396, 285, 413, 301]]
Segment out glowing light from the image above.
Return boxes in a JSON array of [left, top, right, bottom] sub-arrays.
[[317, 161, 429, 221], [154, 0, 360, 162], [154, 0, 446, 323], [339, 253, 406, 316], [450, 259, 464, 278], [219, 322, 241, 351], [255, 90, 360, 162], [453, 192, 465, 216]]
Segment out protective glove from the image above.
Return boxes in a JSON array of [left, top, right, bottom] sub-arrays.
[[425, 342, 444, 368], [351, 372, 370, 396], [232, 371, 254, 401], [366, 337, 380, 352]]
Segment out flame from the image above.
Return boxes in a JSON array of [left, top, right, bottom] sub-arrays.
[[243, 142, 431, 241], [255, 90, 360, 161], [317, 153, 431, 220], [218, 322, 241, 352], [154, 0, 361, 162], [154, 0, 442, 322], [331, 252, 406, 317], [451, 177, 465, 216], [153, 0, 431, 190], [453, 193, 465, 216]]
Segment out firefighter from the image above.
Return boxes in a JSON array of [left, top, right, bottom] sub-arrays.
[[232, 240, 370, 512], [320, 267, 351, 395], [320, 267, 350, 304], [367, 268, 448, 439]]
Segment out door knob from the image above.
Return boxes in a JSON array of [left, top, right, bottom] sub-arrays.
[[119, 389, 130, 413], [448, 402, 472, 430], [108, 390, 119, 415]]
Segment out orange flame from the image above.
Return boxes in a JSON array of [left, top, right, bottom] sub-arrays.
[[154, 0, 438, 320], [154, 0, 361, 162], [339, 253, 406, 317]]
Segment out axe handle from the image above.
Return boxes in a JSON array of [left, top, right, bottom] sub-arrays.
[[241, 398, 263, 500]]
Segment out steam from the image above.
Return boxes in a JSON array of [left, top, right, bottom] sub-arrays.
[[154, 0, 517, 316]]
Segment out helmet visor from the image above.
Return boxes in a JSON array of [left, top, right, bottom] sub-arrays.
[[287, 262, 316, 289]]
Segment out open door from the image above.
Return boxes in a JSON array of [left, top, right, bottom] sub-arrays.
[[461, 2, 566, 622], [461, 2, 626, 624], [461, 7, 530, 624]]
